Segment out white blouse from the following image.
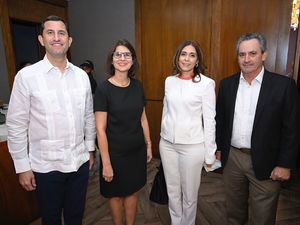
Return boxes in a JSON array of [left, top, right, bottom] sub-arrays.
[[160, 74, 217, 164]]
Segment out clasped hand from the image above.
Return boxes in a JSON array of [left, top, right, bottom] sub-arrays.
[[270, 166, 290, 181], [19, 170, 36, 191]]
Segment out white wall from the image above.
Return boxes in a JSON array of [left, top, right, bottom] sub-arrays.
[[68, 0, 135, 84]]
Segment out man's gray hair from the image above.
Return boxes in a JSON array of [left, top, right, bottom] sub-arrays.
[[236, 32, 267, 53]]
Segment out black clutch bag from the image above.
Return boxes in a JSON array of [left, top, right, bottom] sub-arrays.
[[149, 162, 168, 204]]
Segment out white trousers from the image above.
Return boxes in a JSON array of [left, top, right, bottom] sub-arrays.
[[159, 138, 205, 225]]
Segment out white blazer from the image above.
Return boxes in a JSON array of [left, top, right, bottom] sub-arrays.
[[160, 74, 217, 164]]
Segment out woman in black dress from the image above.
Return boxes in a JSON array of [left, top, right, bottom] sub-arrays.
[[94, 39, 152, 225]]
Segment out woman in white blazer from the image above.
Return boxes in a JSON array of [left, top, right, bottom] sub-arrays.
[[160, 40, 217, 225]]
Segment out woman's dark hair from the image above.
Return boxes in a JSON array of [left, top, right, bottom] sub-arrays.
[[106, 39, 138, 78], [172, 40, 206, 82]]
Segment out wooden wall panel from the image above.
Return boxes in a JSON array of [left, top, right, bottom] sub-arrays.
[[0, 141, 39, 224], [136, 0, 293, 157], [8, 0, 67, 23], [145, 101, 163, 158], [218, 0, 291, 82], [0, 0, 16, 91], [209, 0, 222, 82], [139, 0, 212, 101]]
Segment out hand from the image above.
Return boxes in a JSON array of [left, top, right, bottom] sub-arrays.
[[103, 164, 113, 182], [205, 163, 213, 168], [19, 170, 36, 191], [270, 166, 291, 181], [147, 145, 152, 163], [215, 151, 221, 161], [89, 152, 95, 170]]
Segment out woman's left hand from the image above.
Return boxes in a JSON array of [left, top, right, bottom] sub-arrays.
[[147, 145, 152, 163], [205, 163, 212, 168]]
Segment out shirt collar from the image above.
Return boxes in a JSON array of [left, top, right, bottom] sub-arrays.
[[42, 55, 74, 74], [240, 66, 264, 84]]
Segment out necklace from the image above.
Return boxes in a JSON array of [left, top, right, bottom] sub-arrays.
[[111, 77, 130, 87]]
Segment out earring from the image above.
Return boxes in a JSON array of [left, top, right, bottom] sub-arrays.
[[194, 74, 201, 82], [195, 63, 198, 68]]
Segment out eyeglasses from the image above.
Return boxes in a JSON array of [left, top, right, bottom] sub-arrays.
[[113, 52, 132, 59]]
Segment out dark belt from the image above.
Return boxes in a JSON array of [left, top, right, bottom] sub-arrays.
[[231, 146, 251, 155]]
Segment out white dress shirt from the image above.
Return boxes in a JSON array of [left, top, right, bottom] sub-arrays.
[[231, 67, 264, 149], [160, 74, 217, 164], [7, 56, 96, 173]]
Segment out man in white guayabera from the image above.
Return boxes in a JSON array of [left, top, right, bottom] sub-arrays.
[[6, 15, 96, 225]]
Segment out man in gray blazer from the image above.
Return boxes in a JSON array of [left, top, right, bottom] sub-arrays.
[[216, 32, 300, 225]]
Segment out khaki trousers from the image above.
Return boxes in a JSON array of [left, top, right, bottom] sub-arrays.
[[223, 147, 281, 225]]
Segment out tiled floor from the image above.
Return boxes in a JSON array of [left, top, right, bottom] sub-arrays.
[[30, 159, 300, 225]]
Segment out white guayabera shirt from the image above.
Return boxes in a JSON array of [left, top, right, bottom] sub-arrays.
[[7, 56, 96, 174]]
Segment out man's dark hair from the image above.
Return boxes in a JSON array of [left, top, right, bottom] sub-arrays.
[[80, 60, 94, 70], [39, 15, 69, 35]]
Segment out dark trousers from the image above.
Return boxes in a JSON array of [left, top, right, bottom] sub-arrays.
[[34, 161, 89, 225], [223, 147, 281, 225]]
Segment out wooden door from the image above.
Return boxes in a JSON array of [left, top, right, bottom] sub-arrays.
[[0, 0, 68, 90]]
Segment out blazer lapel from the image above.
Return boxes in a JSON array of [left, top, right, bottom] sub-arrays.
[[228, 73, 240, 134], [253, 71, 271, 130]]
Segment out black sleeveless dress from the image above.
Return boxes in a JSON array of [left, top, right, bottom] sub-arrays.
[[94, 78, 147, 197]]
